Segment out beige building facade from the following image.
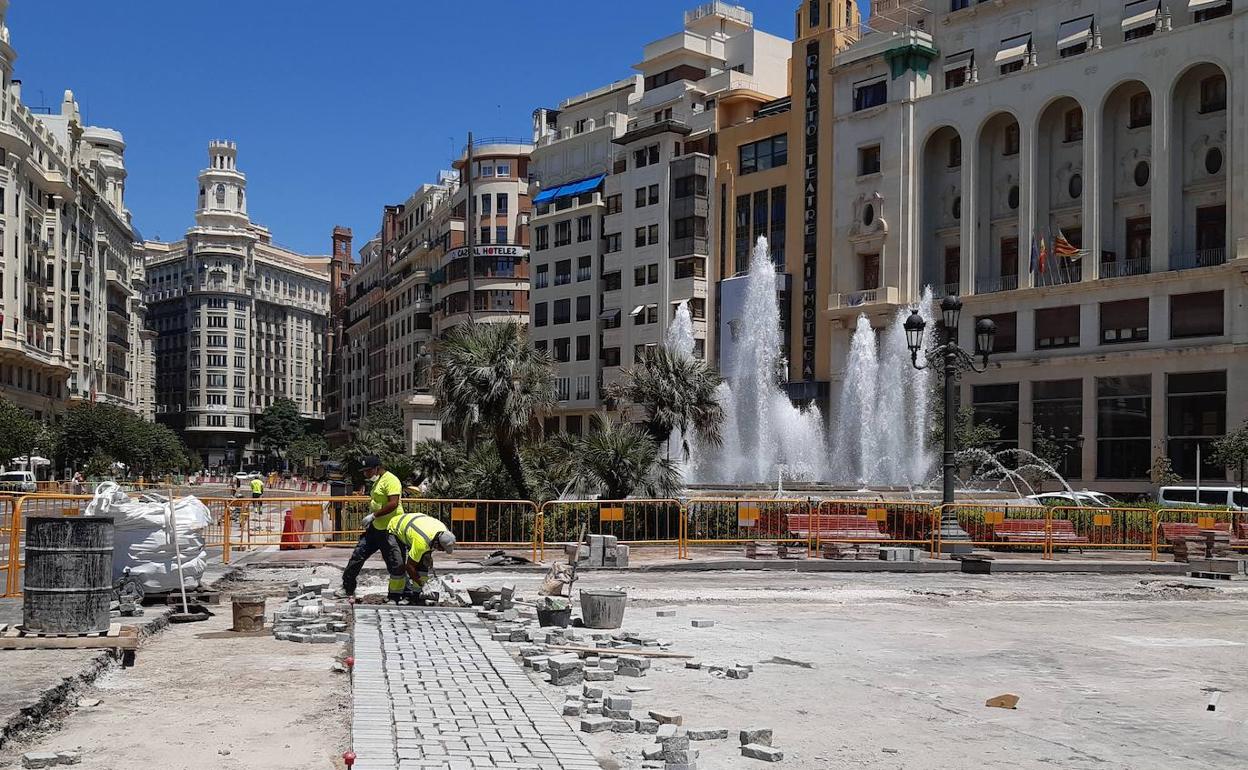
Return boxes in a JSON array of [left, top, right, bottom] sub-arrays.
[[826, 0, 1245, 491]]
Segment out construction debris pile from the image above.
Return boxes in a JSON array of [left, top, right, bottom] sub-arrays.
[[271, 578, 350, 644], [567, 534, 630, 568]]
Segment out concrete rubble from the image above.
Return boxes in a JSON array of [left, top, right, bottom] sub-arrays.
[[20, 750, 80, 768], [271, 579, 349, 644]]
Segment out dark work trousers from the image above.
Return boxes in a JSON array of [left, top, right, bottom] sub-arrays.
[[342, 525, 406, 597]]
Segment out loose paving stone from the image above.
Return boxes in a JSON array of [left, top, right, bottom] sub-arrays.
[[740, 728, 773, 746], [642, 744, 665, 760], [726, 667, 751, 680], [741, 743, 785, 761], [688, 727, 729, 740], [352, 606, 599, 769], [580, 716, 614, 733], [21, 753, 60, 769], [649, 710, 683, 725], [691, 619, 715, 628], [656, 609, 677, 617]]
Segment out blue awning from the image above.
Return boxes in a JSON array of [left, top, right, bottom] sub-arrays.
[[533, 173, 606, 204]]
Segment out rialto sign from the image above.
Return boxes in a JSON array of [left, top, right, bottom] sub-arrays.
[[801, 40, 819, 381]]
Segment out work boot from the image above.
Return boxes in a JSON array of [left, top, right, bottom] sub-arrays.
[[333, 588, 354, 599]]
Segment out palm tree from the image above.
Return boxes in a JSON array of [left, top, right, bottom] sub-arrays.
[[607, 346, 724, 459], [410, 438, 465, 491], [552, 414, 680, 500], [432, 321, 555, 501]]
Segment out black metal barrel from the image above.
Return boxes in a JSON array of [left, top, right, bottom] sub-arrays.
[[22, 515, 115, 634]]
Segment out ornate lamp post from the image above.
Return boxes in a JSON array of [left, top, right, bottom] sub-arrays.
[[904, 295, 996, 545]]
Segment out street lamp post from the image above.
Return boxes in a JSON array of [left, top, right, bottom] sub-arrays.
[[904, 295, 996, 546]]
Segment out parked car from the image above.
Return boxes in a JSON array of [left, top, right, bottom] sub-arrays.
[[1027, 490, 1121, 508], [1157, 486, 1248, 511], [0, 470, 38, 493]]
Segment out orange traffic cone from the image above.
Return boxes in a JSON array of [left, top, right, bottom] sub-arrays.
[[280, 509, 306, 550]]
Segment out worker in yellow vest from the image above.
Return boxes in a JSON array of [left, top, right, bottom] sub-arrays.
[[386, 510, 456, 602], [338, 456, 407, 600]]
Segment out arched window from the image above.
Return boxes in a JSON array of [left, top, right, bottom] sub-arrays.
[[237, 189, 244, 208], [215, 184, 225, 205], [1200, 74, 1227, 114], [1128, 92, 1152, 128]]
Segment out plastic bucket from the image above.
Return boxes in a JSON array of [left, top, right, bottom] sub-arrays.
[[579, 589, 627, 629], [536, 607, 572, 627]]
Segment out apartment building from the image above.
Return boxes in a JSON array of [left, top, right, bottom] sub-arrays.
[[713, 0, 861, 402], [144, 141, 330, 470], [825, 0, 1244, 491], [529, 77, 641, 432], [599, 2, 790, 400], [323, 225, 354, 445], [340, 140, 533, 447], [0, 1, 154, 422]]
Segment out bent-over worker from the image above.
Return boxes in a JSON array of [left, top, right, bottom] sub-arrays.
[[338, 455, 406, 600], [386, 510, 456, 599]]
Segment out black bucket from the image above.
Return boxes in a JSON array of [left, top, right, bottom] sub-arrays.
[[22, 515, 115, 634], [537, 607, 572, 628]]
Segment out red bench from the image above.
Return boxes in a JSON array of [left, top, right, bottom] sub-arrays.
[[1158, 521, 1230, 543], [787, 514, 891, 541], [994, 519, 1089, 546]]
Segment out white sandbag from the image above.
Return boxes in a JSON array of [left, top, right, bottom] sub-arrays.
[[84, 482, 216, 592]]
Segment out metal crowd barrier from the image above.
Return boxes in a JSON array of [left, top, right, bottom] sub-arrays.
[[813, 499, 938, 555], [1155, 507, 1247, 560], [539, 499, 682, 559], [936, 503, 1051, 557], [683, 498, 812, 557]]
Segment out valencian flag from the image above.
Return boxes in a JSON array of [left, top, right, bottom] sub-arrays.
[[1053, 227, 1081, 261]]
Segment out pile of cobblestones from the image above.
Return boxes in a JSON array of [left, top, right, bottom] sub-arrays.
[[272, 578, 350, 644]]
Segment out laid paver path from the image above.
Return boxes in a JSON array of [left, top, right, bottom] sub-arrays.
[[352, 606, 601, 769]]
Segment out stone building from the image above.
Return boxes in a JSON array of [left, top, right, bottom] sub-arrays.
[[144, 141, 329, 470]]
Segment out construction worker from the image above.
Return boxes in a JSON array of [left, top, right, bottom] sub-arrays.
[[385, 510, 456, 602], [338, 456, 406, 600], [249, 475, 264, 498]]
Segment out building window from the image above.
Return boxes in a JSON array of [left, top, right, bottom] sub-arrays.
[[1128, 92, 1152, 128], [734, 193, 751, 273], [1167, 371, 1226, 479], [648, 224, 659, 245], [495, 193, 508, 214], [999, 237, 1019, 279], [673, 216, 707, 240], [605, 194, 621, 215], [634, 227, 647, 248], [673, 175, 707, 199], [1096, 375, 1151, 479], [1170, 291, 1223, 339], [635, 187, 648, 209], [739, 134, 788, 174], [534, 302, 547, 327], [604, 233, 621, 253], [1003, 123, 1020, 156], [555, 259, 571, 286], [944, 246, 960, 289], [555, 377, 570, 401], [974, 313, 1015, 353], [1033, 379, 1083, 479], [858, 145, 881, 176], [1196, 204, 1226, 252], [852, 79, 887, 111], [1199, 74, 1227, 114], [576, 335, 590, 361], [1057, 15, 1093, 58], [946, 136, 962, 168], [553, 338, 570, 363], [1036, 306, 1080, 349], [554, 221, 571, 247], [553, 298, 570, 325], [1123, 216, 1151, 265], [860, 253, 880, 291], [996, 33, 1031, 75], [576, 295, 590, 322], [535, 226, 549, 251], [972, 383, 1020, 452], [1063, 109, 1084, 142], [1100, 298, 1148, 344], [480, 194, 492, 216], [1194, 0, 1232, 23], [1205, 147, 1224, 175], [496, 163, 510, 177], [943, 50, 973, 90], [633, 266, 646, 287], [576, 215, 592, 243], [534, 264, 549, 289], [495, 226, 507, 244]]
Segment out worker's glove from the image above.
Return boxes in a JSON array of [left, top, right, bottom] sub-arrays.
[[361, 514, 375, 528]]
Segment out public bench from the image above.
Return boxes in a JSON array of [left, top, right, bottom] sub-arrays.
[[994, 519, 1089, 547], [787, 514, 891, 541]]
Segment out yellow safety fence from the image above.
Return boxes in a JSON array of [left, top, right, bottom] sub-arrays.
[[937, 503, 1051, 557], [539, 499, 682, 559], [1154, 508, 1248, 559], [814, 499, 938, 555], [683, 498, 813, 557]]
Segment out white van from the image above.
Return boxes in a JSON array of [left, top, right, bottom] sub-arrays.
[[1157, 486, 1248, 510], [0, 470, 37, 492]]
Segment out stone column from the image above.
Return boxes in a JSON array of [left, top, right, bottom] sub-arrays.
[[1149, 76, 1172, 273]]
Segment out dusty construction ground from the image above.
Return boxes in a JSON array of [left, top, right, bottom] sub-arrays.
[[447, 570, 1248, 769], [0, 567, 350, 770]]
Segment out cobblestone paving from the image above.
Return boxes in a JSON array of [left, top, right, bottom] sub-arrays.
[[353, 607, 602, 769]]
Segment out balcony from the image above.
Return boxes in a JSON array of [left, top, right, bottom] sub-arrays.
[[107, 333, 131, 351], [107, 301, 129, 318], [1170, 248, 1226, 271], [828, 286, 900, 310], [975, 274, 1019, 294], [1100, 257, 1150, 279], [107, 364, 130, 379], [1034, 262, 1083, 287], [105, 269, 127, 289]]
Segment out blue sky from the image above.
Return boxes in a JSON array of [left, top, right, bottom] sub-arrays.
[[8, 1, 866, 256]]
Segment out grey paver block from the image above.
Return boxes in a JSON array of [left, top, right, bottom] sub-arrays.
[[741, 743, 784, 761]]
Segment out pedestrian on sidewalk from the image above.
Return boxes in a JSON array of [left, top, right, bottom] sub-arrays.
[[386, 510, 456, 602], [338, 456, 407, 600]]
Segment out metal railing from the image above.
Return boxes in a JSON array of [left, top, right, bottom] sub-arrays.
[[684, 498, 813, 557], [1170, 247, 1226, 270], [1100, 258, 1150, 279], [975, 274, 1019, 294]]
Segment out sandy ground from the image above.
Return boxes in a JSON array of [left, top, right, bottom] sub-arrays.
[[447, 570, 1248, 770], [0, 569, 350, 770]]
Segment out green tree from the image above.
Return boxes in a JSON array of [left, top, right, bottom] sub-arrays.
[[337, 404, 412, 487], [287, 434, 330, 473], [1150, 454, 1181, 488], [255, 398, 305, 463], [607, 346, 723, 459], [410, 438, 465, 491], [432, 321, 555, 501], [1211, 421, 1248, 488], [0, 400, 41, 467], [549, 414, 680, 500]]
